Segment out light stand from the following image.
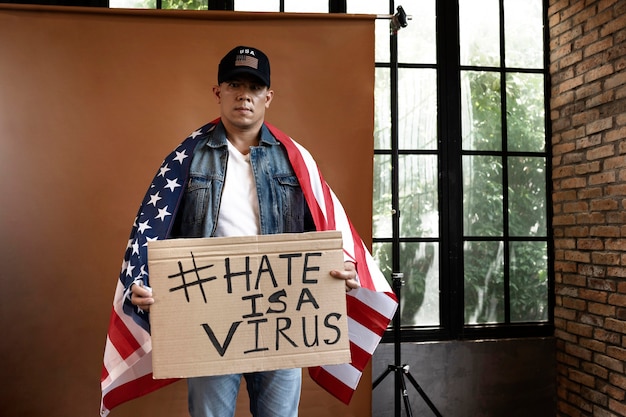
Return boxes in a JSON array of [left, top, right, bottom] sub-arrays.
[[373, 273, 443, 417], [373, 7, 442, 416]]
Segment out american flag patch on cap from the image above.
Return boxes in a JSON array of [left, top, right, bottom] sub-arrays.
[[235, 54, 259, 69]]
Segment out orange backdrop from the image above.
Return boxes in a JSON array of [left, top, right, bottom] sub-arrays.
[[0, 4, 376, 417]]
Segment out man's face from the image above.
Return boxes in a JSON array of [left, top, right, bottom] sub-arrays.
[[213, 75, 273, 131]]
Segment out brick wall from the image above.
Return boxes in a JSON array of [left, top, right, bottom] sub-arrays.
[[549, 0, 626, 415]]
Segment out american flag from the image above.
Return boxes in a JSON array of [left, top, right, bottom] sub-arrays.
[[235, 54, 259, 69], [100, 119, 397, 416]]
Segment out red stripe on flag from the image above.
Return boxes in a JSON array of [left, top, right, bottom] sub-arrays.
[[107, 307, 142, 360], [102, 373, 178, 412], [318, 169, 335, 230], [308, 367, 355, 405], [101, 365, 109, 382], [350, 225, 374, 289], [347, 295, 391, 337], [349, 341, 372, 371]]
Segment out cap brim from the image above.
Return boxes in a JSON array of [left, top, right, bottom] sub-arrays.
[[220, 68, 270, 87]]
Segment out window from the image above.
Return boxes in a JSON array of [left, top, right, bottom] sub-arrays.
[[374, 0, 551, 341], [108, 0, 553, 340]]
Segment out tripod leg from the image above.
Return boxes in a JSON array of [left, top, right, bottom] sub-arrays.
[[404, 370, 443, 417], [373, 366, 393, 389], [398, 372, 414, 417]]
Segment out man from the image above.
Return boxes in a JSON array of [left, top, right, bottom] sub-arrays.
[[129, 46, 360, 417]]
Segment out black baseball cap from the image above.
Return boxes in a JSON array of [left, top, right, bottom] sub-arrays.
[[217, 46, 271, 87]]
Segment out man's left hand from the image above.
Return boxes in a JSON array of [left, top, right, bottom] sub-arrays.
[[330, 261, 360, 292]]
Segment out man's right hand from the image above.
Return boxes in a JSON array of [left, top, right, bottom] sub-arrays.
[[130, 282, 154, 312]]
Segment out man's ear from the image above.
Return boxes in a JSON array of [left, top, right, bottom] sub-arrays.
[[212, 85, 221, 102], [265, 89, 274, 108]]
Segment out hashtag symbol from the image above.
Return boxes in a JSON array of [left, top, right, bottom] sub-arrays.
[[168, 252, 216, 303]]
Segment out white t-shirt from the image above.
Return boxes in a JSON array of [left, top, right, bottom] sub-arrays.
[[214, 140, 260, 237]]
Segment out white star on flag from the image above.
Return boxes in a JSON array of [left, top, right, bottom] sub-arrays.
[[125, 261, 135, 278], [164, 178, 181, 192], [173, 150, 188, 164], [132, 240, 140, 255], [155, 206, 171, 221], [144, 235, 159, 247], [158, 164, 171, 177], [137, 219, 152, 233], [148, 192, 162, 207]]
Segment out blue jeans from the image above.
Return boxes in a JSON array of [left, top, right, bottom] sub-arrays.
[[187, 369, 302, 417]]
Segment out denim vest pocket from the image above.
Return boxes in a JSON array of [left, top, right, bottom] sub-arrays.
[[176, 174, 215, 237], [273, 174, 306, 233]]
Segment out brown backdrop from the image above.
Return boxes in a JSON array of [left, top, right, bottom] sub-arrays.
[[0, 4, 376, 417]]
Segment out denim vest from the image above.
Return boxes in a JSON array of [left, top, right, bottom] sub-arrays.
[[171, 122, 314, 238]]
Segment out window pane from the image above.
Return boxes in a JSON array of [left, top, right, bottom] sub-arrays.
[[375, 68, 391, 149], [508, 156, 547, 237], [464, 240, 504, 324], [398, 0, 436, 64], [375, 18, 391, 63], [163, 0, 207, 9], [463, 155, 503, 237], [398, 68, 437, 150], [372, 242, 393, 287], [373, 155, 392, 239], [284, 0, 327, 12], [399, 242, 440, 326], [459, 0, 500, 66], [235, 0, 278, 11], [110, 0, 151, 7], [504, 0, 543, 68], [347, 0, 388, 14], [510, 241, 548, 322], [506, 73, 546, 152], [399, 155, 439, 238], [461, 70, 502, 151], [111, 0, 209, 9]]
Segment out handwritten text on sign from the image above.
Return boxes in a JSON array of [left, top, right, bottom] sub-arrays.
[[148, 231, 350, 379]]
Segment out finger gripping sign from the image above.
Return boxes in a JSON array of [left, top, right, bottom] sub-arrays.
[[147, 231, 350, 379]]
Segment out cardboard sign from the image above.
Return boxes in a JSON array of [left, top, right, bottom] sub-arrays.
[[147, 231, 350, 379]]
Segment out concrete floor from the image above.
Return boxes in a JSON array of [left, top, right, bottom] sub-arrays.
[[371, 337, 556, 417]]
